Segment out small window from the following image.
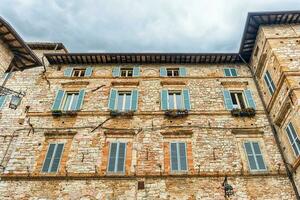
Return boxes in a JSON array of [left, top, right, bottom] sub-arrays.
[[224, 68, 237, 77], [42, 143, 65, 173], [108, 142, 126, 173], [264, 71, 276, 95], [0, 95, 7, 109], [244, 142, 266, 171], [170, 142, 187, 172], [230, 91, 246, 109], [72, 69, 86, 77], [116, 91, 132, 111], [167, 68, 179, 77], [286, 122, 300, 157], [62, 92, 79, 111], [168, 91, 184, 110], [120, 68, 133, 77]]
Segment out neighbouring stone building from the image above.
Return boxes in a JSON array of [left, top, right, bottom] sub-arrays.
[[0, 11, 300, 200]]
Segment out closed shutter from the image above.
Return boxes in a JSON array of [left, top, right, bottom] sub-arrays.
[[108, 143, 117, 172], [75, 89, 85, 110], [117, 143, 126, 172], [223, 90, 233, 110], [51, 90, 65, 111], [133, 66, 140, 77], [244, 89, 256, 109], [179, 67, 186, 77], [224, 68, 231, 76], [231, 68, 237, 76], [170, 143, 178, 171], [244, 142, 266, 171], [42, 144, 56, 172], [108, 89, 117, 110], [131, 89, 139, 111], [178, 143, 187, 170], [161, 89, 168, 110], [84, 67, 93, 77], [0, 95, 7, 108], [108, 142, 126, 173], [160, 67, 167, 77], [182, 89, 191, 110], [112, 67, 121, 77], [64, 67, 73, 77], [50, 143, 64, 172]]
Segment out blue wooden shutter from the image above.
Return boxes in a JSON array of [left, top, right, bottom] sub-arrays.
[[50, 143, 64, 172], [2, 72, 11, 80], [183, 89, 191, 110], [64, 67, 73, 77], [84, 67, 93, 77], [179, 143, 187, 170], [223, 90, 233, 110], [224, 68, 231, 76], [133, 66, 140, 77], [160, 67, 167, 77], [108, 143, 117, 172], [51, 90, 65, 111], [170, 143, 178, 171], [0, 95, 7, 108], [42, 144, 56, 172], [131, 90, 139, 111], [117, 143, 126, 172], [108, 89, 117, 110], [75, 89, 85, 110], [244, 89, 256, 109], [231, 68, 237, 76], [161, 89, 168, 110], [112, 67, 120, 77], [179, 67, 186, 77]]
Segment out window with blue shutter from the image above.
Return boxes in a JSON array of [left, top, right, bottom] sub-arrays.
[[223, 90, 233, 110], [244, 90, 256, 109], [224, 68, 237, 77], [0, 95, 7, 109], [179, 67, 187, 77], [244, 142, 266, 171], [160, 67, 167, 77], [112, 67, 121, 77], [170, 142, 187, 172], [133, 66, 140, 77], [64, 67, 73, 77], [108, 142, 127, 173], [161, 89, 168, 110], [286, 122, 300, 157], [75, 89, 85, 111], [51, 90, 65, 111], [84, 67, 93, 77], [264, 70, 276, 95], [42, 143, 64, 173], [108, 89, 117, 110], [182, 89, 191, 110], [131, 90, 139, 111]]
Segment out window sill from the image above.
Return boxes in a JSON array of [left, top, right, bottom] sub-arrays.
[[164, 109, 189, 118], [230, 108, 256, 117], [110, 110, 135, 117], [52, 110, 78, 116]]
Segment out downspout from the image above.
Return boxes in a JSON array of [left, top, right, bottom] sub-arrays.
[[239, 54, 300, 199]]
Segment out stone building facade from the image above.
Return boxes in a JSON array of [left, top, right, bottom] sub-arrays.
[[0, 11, 300, 200]]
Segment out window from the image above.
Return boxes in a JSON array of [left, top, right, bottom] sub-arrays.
[[286, 122, 300, 157], [117, 91, 132, 111], [72, 69, 86, 77], [168, 91, 183, 110], [167, 68, 179, 77], [42, 143, 64, 173], [121, 68, 133, 77], [224, 68, 237, 77], [244, 142, 266, 171], [0, 95, 7, 109], [230, 91, 246, 109], [264, 71, 276, 95], [108, 142, 126, 173], [108, 89, 139, 112], [62, 92, 79, 111], [161, 89, 190, 111], [170, 142, 187, 172], [51, 90, 85, 112]]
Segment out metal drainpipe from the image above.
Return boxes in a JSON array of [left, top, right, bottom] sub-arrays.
[[239, 54, 300, 199]]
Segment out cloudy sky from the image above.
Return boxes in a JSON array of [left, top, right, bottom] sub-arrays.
[[1, 0, 299, 53]]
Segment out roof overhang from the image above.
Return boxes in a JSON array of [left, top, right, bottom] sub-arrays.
[[44, 53, 241, 65], [0, 16, 41, 71], [27, 42, 68, 53], [239, 10, 300, 62]]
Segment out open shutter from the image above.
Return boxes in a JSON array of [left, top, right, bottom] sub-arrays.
[[170, 143, 178, 171], [50, 143, 64, 172], [108, 89, 117, 110], [42, 144, 56, 172], [160, 67, 167, 77], [112, 67, 120, 77], [84, 67, 93, 77], [161, 89, 168, 110], [231, 68, 237, 76], [108, 143, 117, 172], [223, 90, 233, 110], [244, 89, 256, 109], [75, 89, 85, 111], [179, 143, 187, 170], [131, 90, 139, 111], [64, 67, 73, 77], [133, 66, 140, 77], [117, 143, 126, 172], [179, 67, 186, 77], [51, 90, 65, 111], [0, 95, 7, 108], [183, 89, 191, 110]]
